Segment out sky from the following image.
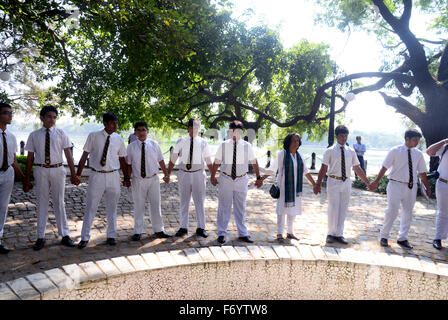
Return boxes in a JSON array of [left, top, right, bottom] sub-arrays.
[[230, 0, 436, 135]]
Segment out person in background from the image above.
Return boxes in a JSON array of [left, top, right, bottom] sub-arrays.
[[426, 138, 448, 250], [0, 102, 25, 254], [260, 133, 316, 241], [23, 105, 79, 251], [370, 129, 431, 249], [353, 136, 367, 178]]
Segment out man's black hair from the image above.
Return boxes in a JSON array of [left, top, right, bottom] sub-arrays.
[[335, 125, 349, 136], [40, 105, 58, 117], [283, 133, 302, 150], [187, 118, 200, 128], [103, 112, 118, 123], [134, 121, 148, 130], [229, 120, 244, 130], [0, 102, 12, 113], [404, 129, 422, 140]]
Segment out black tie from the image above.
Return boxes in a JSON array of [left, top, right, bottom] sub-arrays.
[[231, 141, 237, 180], [1, 131, 8, 171], [141, 142, 146, 178], [408, 149, 413, 189], [341, 146, 346, 181], [186, 137, 193, 170], [45, 128, 50, 164], [100, 135, 110, 166]]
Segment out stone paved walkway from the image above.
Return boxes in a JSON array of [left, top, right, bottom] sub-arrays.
[[0, 172, 444, 283]]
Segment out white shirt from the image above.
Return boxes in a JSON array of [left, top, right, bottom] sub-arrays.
[[0, 129, 18, 167], [25, 127, 72, 165], [322, 143, 360, 177], [436, 143, 448, 179], [214, 139, 256, 176], [353, 143, 366, 156], [83, 130, 126, 171], [266, 150, 309, 181], [382, 144, 427, 182], [126, 138, 163, 178], [172, 136, 211, 171]]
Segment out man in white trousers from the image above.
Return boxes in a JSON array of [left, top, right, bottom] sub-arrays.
[[426, 138, 448, 250], [210, 120, 263, 244], [126, 121, 171, 241], [314, 125, 371, 245], [76, 112, 128, 248], [370, 129, 431, 249], [0, 102, 25, 254], [23, 105, 80, 251], [166, 118, 213, 238]]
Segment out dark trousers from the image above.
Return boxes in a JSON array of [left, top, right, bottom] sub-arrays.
[[356, 155, 365, 179]]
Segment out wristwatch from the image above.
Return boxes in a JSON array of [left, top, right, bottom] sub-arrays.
[[257, 175, 262, 180]]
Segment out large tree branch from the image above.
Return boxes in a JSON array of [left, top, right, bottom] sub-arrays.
[[378, 91, 425, 124]]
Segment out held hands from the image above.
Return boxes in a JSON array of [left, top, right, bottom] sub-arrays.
[[163, 175, 170, 184], [70, 175, 81, 186], [211, 176, 218, 186], [368, 179, 379, 191], [23, 181, 33, 193], [255, 178, 263, 188], [313, 184, 321, 195]]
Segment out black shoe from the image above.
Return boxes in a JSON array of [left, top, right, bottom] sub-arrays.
[[196, 228, 208, 238], [217, 236, 226, 244], [238, 236, 254, 243], [131, 234, 141, 241], [106, 238, 117, 246], [0, 244, 11, 254], [154, 231, 171, 239], [433, 239, 443, 250], [380, 238, 388, 247], [61, 236, 75, 247], [175, 228, 188, 237], [33, 238, 46, 251], [287, 234, 299, 240], [326, 235, 336, 243], [77, 240, 89, 249], [335, 236, 348, 245], [397, 239, 413, 249]]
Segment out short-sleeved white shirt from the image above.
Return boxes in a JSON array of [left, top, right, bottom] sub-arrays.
[[0, 129, 18, 167], [382, 144, 427, 182], [214, 139, 256, 176], [436, 143, 448, 179], [353, 143, 366, 156], [172, 136, 211, 171], [126, 138, 163, 178], [322, 143, 360, 177], [83, 129, 126, 171], [25, 127, 72, 165]]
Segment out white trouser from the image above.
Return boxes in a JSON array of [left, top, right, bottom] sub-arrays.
[[277, 214, 295, 235], [435, 180, 448, 240], [0, 167, 14, 244], [326, 177, 352, 237], [34, 166, 69, 239], [380, 180, 417, 241], [131, 175, 164, 234], [217, 173, 249, 237], [81, 171, 120, 241], [177, 170, 206, 229]]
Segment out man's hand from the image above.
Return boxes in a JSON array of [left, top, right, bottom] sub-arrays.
[[313, 184, 321, 195], [123, 179, 131, 188], [255, 178, 263, 188], [425, 187, 431, 198], [211, 176, 218, 186], [163, 175, 170, 184], [369, 180, 379, 191], [23, 181, 33, 192]]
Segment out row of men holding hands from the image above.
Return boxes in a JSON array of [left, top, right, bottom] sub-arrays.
[[0, 102, 447, 254]]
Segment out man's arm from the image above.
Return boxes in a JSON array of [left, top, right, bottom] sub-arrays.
[[76, 151, 90, 177], [12, 154, 24, 182], [251, 159, 263, 188], [64, 148, 80, 185], [159, 160, 169, 184], [119, 156, 130, 187], [427, 138, 448, 157], [23, 152, 34, 192], [353, 165, 370, 187], [314, 164, 328, 195], [419, 172, 431, 198], [210, 160, 221, 186], [369, 166, 388, 191]]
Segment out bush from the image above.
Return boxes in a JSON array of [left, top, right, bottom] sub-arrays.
[[15, 155, 34, 181]]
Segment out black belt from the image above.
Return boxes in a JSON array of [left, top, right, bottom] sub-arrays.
[[389, 178, 414, 188], [329, 174, 348, 182], [0, 165, 10, 172], [440, 177, 448, 184], [222, 172, 247, 180], [180, 168, 202, 173], [91, 168, 118, 173], [35, 163, 63, 168]]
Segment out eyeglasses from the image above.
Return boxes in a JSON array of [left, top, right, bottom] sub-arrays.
[[0, 111, 12, 116], [135, 129, 147, 132]]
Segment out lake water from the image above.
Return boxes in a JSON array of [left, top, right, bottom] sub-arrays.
[[14, 131, 430, 176]]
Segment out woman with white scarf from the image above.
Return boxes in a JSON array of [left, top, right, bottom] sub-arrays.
[[260, 133, 316, 241]]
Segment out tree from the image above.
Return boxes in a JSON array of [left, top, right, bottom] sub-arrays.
[[313, 0, 448, 170]]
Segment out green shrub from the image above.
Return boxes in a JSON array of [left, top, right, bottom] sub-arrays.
[[15, 155, 34, 181], [16, 155, 27, 164]]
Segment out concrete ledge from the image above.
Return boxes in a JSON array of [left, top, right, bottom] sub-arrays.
[[2, 244, 448, 300]]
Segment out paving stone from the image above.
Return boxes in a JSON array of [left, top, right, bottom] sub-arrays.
[[7, 278, 39, 300], [169, 250, 191, 265], [62, 264, 89, 284], [155, 251, 177, 267], [221, 246, 242, 261], [183, 248, 203, 263], [196, 247, 215, 262], [127, 255, 151, 271], [26, 273, 58, 299], [95, 259, 121, 277], [44, 268, 74, 290], [284, 246, 302, 260], [111, 257, 135, 273], [208, 246, 230, 262], [78, 262, 105, 282], [246, 245, 266, 260], [322, 246, 340, 261], [233, 246, 253, 260], [271, 245, 291, 260], [259, 246, 279, 260], [0, 282, 19, 300], [309, 246, 326, 260], [141, 253, 163, 269], [296, 245, 315, 260]]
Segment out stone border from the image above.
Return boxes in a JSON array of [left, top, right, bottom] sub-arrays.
[[2, 244, 448, 300]]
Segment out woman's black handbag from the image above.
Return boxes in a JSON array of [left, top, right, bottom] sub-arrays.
[[269, 184, 280, 199]]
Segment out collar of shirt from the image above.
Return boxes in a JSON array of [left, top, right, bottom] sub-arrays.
[[42, 126, 55, 133], [102, 129, 114, 138], [1, 128, 8, 135], [138, 138, 149, 146]]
